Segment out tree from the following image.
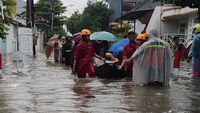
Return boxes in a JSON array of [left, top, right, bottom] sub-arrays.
[[0, 0, 15, 39], [154, 0, 200, 17], [66, 0, 112, 34], [34, 0, 67, 39], [65, 11, 82, 34]]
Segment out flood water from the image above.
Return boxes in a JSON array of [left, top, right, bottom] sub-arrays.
[[0, 53, 200, 113]]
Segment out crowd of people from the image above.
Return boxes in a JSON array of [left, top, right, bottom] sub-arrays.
[[47, 23, 200, 86]]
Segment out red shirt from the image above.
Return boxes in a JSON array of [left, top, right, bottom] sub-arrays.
[[123, 42, 140, 59], [173, 50, 182, 68], [74, 42, 95, 61]]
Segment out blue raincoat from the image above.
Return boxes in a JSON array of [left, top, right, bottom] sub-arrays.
[[188, 33, 200, 77]]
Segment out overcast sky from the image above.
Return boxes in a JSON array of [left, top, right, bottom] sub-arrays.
[[34, 0, 89, 17], [60, 0, 89, 17]]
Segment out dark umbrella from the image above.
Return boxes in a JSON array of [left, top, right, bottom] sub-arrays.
[[94, 59, 125, 79]]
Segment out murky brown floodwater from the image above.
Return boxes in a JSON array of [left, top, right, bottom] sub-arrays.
[[0, 53, 200, 113]]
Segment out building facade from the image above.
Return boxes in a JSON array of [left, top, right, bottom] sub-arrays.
[[108, 0, 145, 22]]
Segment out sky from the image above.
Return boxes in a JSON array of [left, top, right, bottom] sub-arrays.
[[59, 0, 89, 17], [34, 0, 89, 17]]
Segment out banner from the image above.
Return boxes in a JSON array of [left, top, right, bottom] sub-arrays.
[[18, 27, 33, 55]]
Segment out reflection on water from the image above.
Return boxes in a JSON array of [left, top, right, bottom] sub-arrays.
[[0, 53, 199, 112]]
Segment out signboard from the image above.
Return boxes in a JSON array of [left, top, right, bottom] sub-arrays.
[[11, 51, 24, 69], [18, 27, 33, 55]]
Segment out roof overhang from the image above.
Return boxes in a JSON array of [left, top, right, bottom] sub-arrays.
[[115, 8, 154, 24], [162, 7, 198, 20]]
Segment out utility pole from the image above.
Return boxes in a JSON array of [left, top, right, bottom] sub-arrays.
[[26, 0, 36, 56], [49, 0, 56, 32], [26, 0, 31, 27]]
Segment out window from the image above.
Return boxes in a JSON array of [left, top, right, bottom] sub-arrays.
[[179, 23, 186, 34]]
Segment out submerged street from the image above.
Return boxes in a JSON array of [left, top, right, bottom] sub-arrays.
[[0, 53, 200, 113]]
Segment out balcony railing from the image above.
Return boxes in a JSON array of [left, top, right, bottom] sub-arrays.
[[161, 34, 193, 48]]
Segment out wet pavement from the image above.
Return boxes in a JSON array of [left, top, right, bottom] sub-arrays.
[[0, 53, 200, 113]]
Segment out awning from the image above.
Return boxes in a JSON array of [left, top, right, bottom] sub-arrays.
[[162, 7, 198, 20], [116, 9, 154, 24]]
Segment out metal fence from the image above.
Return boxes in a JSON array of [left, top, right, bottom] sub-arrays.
[[161, 34, 193, 48]]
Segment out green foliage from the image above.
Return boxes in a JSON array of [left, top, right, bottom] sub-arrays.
[[65, 11, 82, 34], [0, 0, 15, 39], [114, 33, 125, 40], [34, 0, 67, 40], [66, 0, 112, 34]]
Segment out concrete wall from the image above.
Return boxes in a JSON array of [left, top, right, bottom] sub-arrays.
[[108, 0, 122, 22], [36, 31, 45, 53], [5, 25, 17, 54], [108, 0, 146, 22], [146, 6, 189, 36], [2, 0, 26, 55], [162, 20, 179, 34], [0, 38, 5, 54], [188, 16, 198, 35]]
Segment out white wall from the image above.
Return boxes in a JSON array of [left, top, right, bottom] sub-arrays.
[[146, 6, 181, 35], [129, 20, 146, 34], [0, 38, 3, 53], [146, 6, 193, 36], [162, 20, 179, 34], [5, 25, 16, 54], [188, 16, 198, 35], [36, 31, 44, 52]]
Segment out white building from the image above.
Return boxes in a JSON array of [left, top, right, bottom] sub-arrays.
[[109, 0, 198, 48], [146, 5, 198, 48], [1, 0, 43, 55], [0, 0, 26, 55]]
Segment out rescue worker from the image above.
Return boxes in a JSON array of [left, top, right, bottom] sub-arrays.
[[62, 33, 73, 66], [127, 29, 173, 86], [72, 29, 101, 78], [119, 31, 140, 77], [71, 33, 82, 71], [188, 23, 200, 77]]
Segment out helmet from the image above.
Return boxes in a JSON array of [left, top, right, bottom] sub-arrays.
[[194, 23, 200, 34], [137, 34, 146, 40], [66, 32, 72, 37], [143, 33, 149, 40], [81, 29, 91, 35]]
